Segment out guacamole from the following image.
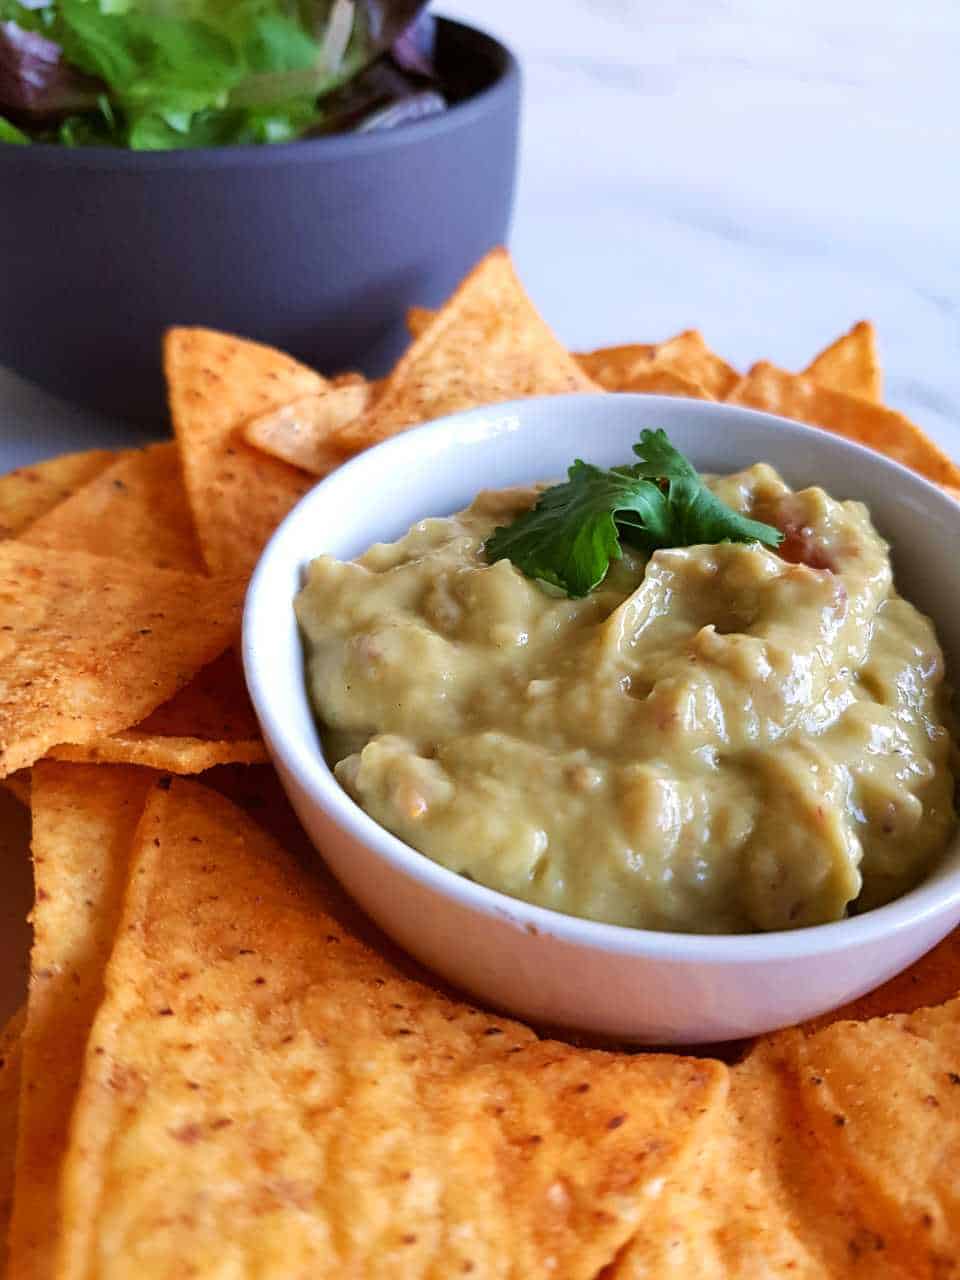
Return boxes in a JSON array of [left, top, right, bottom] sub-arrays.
[[296, 464, 957, 933]]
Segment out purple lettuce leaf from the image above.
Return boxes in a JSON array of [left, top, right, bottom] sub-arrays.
[[0, 19, 101, 120], [389, 10, 436, 79]]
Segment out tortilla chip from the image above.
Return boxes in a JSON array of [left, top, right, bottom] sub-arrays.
[[618, 998, 960, 1278], [804, 321, 882, 403], [47, 649, 268, 773], [21, 443, 203, 573], [331, 371, 368, 388], [406, 305, 435, 339], [166, 329, 325, 577], [0, 450, 118, 540], [578, 331, 737, 399], [0, 542, 244, 776], [621, 367, 715, 400], [943, 485, 960, 504], [21, 464, 263, 770], [332, 249, 600, 456], [575, 343, 657, 390], [9, 763, 155, 1280], [1, 767, 30, 806], [48, 732, 266, 772], [728, 362, 960, 487], [243, 384, 373, 477], [770, 1004, 960, 1276], [57, 778, 726, 1280], [611, 1044, 821, 1276], [0, 1005, 25, 1274]]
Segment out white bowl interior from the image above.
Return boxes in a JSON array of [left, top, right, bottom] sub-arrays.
[[243, 394, 960, 1028]]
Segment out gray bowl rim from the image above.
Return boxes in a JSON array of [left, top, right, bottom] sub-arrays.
[[243, 392, 960, 967], [0, 16, 519, 172]]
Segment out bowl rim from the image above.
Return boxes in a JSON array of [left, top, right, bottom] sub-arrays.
[[0, 16, 519, 172], [243, 392, 960, 967]]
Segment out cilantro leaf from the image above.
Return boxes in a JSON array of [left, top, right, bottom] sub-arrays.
[[630, 429, 785, 549], [484, 461, 671, 598], [484, 428, 783, 597]]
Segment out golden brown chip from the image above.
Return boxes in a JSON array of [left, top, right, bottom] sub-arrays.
[[617, 998, 960, 1278], [21, 461, 264, 770], [575, 342, 657, 390], [1, 767, 30, 806], [804, 321, 882, 403], [166, 329, 325, 577], [578, 331, 737, 399], [405, 305, 435, 339], [619, 367, 715, 400], [0, 542, 244, 776], [243, 384, 373, 477], [57, 778, 726, 1280], [46, 649, 268, 773], [332, 249, 601, 456], [744, 1007, 960, 1277], [0, 450, 118, 540], [0, 1005, 25, 1275], [612, 1044, 821, 1276], [9, 764, 155, 1280], [728, 362, 960, 487], [20, 443, 203, 573], [48, 732, 266, 772], [648, 330, 739, 399]]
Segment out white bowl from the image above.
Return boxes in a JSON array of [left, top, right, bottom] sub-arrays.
[[243, 394, 960, 1044]]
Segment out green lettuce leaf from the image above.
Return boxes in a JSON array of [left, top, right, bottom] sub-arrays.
[[1, 0, 431, 147], [0, 112, 29, 141]]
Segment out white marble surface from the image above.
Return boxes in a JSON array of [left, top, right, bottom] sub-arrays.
[[2, 0, 959, 464]]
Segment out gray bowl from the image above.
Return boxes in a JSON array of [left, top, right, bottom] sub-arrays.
[[0, 18, 520, 425]]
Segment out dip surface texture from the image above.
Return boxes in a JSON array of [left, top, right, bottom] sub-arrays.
[[296, 465, 957, 933]]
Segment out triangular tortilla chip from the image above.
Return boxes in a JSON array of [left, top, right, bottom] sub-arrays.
[[620, 367, 715, 399], [0, 542, 244, 776], [647, 330, 738, 399], [578, 332, 737, 398], [57, 778, 725, 1280], [48, 732, 267, 772], [20, 461, 264, 770], [243, 384, 374, 477], [576, 342, 657, 390], [406, 305, 435, 339], [611, 1046, 822, 1276], [804, 321, 882, 403], [21, 443, 203, 573], [166, 329, 325, 577], [9, 764, 155, 1280], [47, 649, 268, 773], [0, 450, 118, 540], [1, 767, 30, 806], [0, 1005, 25, 1275], [772, 1001, 960, 1274], [332, 249, 601, 455], [616, 994, 960, 1278], [727, 362, 960, 487]]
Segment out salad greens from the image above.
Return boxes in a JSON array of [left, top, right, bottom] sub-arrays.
[[484, 429, 784, 598], [0, 0, 439, 148]]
